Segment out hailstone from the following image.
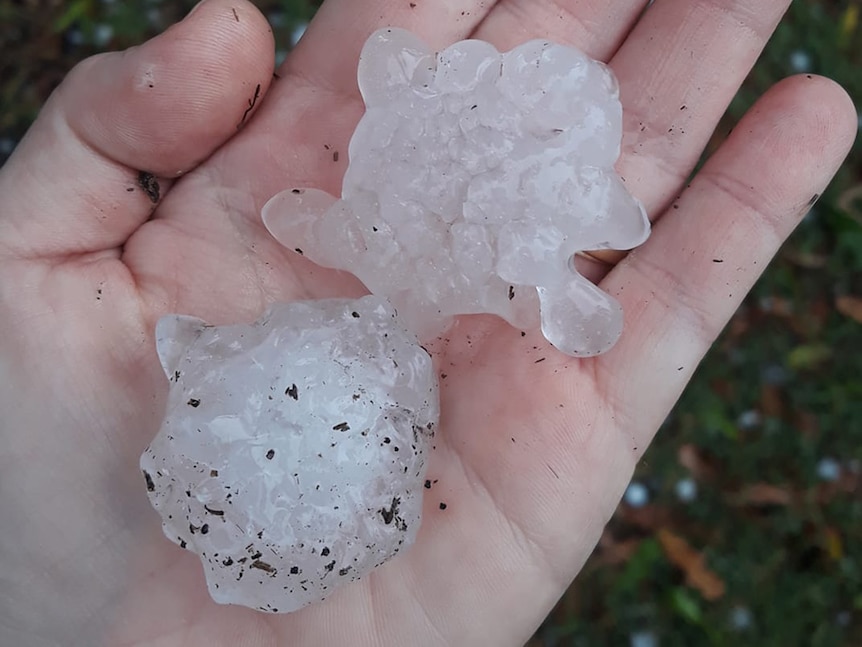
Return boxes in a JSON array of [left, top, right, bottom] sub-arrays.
[[140, 296, 439, 613], [263, 28, 650, 356]]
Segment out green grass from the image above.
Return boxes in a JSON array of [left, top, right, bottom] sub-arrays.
[[1, 0, 860, 644]]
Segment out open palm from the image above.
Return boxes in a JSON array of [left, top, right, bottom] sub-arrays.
[[0, 1, 855, 645]]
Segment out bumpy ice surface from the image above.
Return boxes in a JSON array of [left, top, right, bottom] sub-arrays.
[[264, 28, 649, 356], [140, 296, 439, 613]]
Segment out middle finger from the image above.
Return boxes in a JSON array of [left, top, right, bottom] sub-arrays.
[[471, 0, 648, 59]]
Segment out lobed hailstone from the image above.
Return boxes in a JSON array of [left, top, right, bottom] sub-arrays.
[[263, 28, 650, 357], [140, 296, 438, 613]]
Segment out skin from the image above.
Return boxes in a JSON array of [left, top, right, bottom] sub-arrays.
[[0, 0, 856, 645]]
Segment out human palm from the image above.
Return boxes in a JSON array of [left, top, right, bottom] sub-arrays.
[[0, 1, 855, 645]]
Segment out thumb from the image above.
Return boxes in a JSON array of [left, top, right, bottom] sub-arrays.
[[0, 0, 274, 259]]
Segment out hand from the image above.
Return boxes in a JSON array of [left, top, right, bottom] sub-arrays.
[[0, 1, 854, 645]]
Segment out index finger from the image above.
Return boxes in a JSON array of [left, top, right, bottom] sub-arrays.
[[215, 0, 504, 210]]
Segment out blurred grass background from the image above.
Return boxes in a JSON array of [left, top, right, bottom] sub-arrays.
[[1, 1, 860, 645]]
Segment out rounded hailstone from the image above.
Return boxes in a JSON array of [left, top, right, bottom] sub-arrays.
[[263, 28, 650, 357], [140, 296, 439, 613]]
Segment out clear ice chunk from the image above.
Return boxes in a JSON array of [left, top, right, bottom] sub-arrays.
[[140, 296, 439, 613], [263, 28, 649, 357]]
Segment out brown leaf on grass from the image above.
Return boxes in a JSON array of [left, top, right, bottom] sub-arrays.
[[836, 184, 862, 223], [810, 297, 832, 331], [794, 410, 820, 438], [727, 309, 750, 338], [678, 444, 718, 481], [733, 483, 793, 506], [759, 296, 794, 318], [760, 384, 784, 418], [657, 528, 726, 601], [709, 377, 735, 400], [836, 295, 862, 323], [815, 470, 861, 505], [595, 530, 643, 566], [784, 248, 828, 269], [618, 503, 673, 532]]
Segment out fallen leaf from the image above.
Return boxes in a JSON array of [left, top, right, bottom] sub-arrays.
[[839, 4, 859, 47], [836, 295, 862, 323], [836, 184, 862, 222], [787, 343, 832, 370], [596, 530, 643, 566], [794, 410, 820, 438], [677, 444, 717, 481], [759, 296, 794, 317], [657, 528, 726, 601], [619, 503, 673, 531], [710, 377, 735, 400], [823, 527, 844, 561], [733, 483, 793, 506], [806, 297, 832, 335], [784, 248, 828, 269], [815, 471, 861, 504], [760, 384, 784, 418], [727, 310, 750, 337]]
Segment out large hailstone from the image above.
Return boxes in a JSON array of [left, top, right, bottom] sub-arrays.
[[263, 28, 650, 357], [140, 296, 438, 613]]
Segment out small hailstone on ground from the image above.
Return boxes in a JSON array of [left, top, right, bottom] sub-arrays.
[[736, 409, 762, 430], [788, 49, 813, 73], [674, 477, 698, 503], [729, 605, 754, 631], [92, 23, 113, 47], [623, 481, 650, 508], [64, 27, 85, 47], [146, 8, 162, 28], [816, 457, 841, 482], [761, 363, 789, 386], [141, 296, 439, 613], [629, 630, 658, 647], [263, 28, 649, 357]]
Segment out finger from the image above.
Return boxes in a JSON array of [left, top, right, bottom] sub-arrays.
[[0, 0, 274, 259], [612, 0, 792, 214], [579, 0, 793, 268], [281, 0, 500, 96], [471, 0, 647, 59], [602, 75, 856, 448], [215, 0, 504, 216]]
